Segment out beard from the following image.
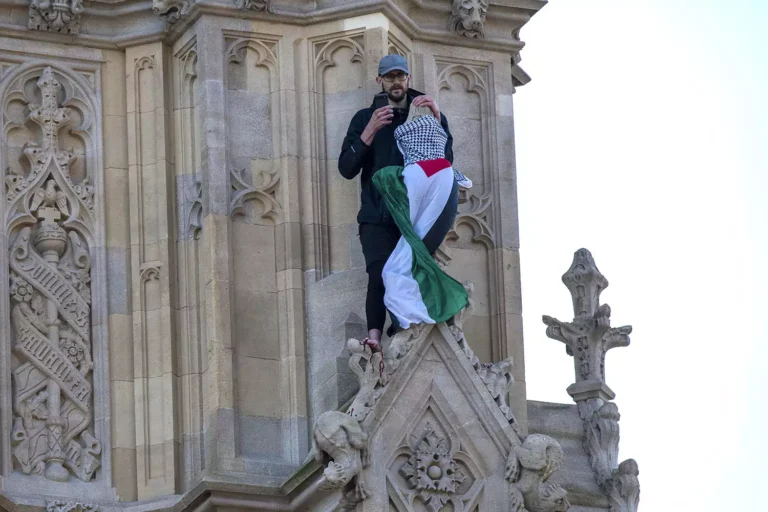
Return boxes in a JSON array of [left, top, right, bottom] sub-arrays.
[[385, 84, 406, 102]]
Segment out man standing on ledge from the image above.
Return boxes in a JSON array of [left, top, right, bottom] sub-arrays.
[[338, 54, 455, 352]]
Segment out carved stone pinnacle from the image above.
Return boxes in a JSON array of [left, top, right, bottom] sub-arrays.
[[543, 249, 632, 402]]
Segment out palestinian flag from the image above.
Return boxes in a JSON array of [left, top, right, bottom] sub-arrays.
[[373, 114, 468, 330]]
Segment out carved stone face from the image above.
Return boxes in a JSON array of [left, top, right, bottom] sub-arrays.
[[450, 0, 488, 38], [537, 482, 570, 512]]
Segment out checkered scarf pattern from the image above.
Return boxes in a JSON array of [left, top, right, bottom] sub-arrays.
[[394, 114, 448, 167]]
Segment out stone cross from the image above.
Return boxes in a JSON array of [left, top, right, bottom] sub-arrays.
[[542, 249, 632, 402], [38, 206, 61, 225]]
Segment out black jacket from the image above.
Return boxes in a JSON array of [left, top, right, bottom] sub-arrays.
[[338, 89, 454, 225]]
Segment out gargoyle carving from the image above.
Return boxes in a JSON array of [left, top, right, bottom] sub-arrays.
[[449, 0, 488, 38], [506, 434, 570, 512], [152, 0, 191, 24], [346, 339, 385, 422], [477, 358, 515, 420], [313, 411, 370, 507]]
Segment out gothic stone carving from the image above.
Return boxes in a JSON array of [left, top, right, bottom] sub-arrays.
[[450, 0, 487, 38], [28, 0, 84, 35], [399, 422, 466, 512], [542, 249, 632, 397], [312, 410, 370, 508], [449, 282, 523, 436], [505, 434, 570, 512], [313, 325, 430, 508], [5, 67, 100, 482], [542, 249, 639, 509], [608, 459, 640, 512], [233, 0, 271, 11], [230, 166, 281, 222], [152, 0, 191, 24], [46, 502, 99, 512], [579, 399, 620, 489]]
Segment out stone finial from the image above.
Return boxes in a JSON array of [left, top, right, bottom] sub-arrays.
[[608, 459, 640, 512], [561, 248, 608, 320], [449, 0, 487, 38], [506, 434, 570, 512], [542, 249, 632, 402], [29, 0, 84, 35]]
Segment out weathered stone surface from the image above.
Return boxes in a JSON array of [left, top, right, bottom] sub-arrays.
[[542, 250, 640, 511], [450, 0, 488, 38], [0, 3, 646, 511]]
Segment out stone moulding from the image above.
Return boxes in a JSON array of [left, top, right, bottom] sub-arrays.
[[0, 0, 544, 54]]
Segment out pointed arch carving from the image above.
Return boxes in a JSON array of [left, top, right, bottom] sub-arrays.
[[0, 61, 108, 487]]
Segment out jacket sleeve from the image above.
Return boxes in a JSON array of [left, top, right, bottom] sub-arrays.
[[440, 113, 454, 164], [338, 110, 371, 180]]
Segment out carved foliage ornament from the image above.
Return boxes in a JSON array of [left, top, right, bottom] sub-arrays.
[[608, 459, 640, 512], [5, 67, 100, 482], [399, 423, 466, 512], [450, 0, 487, 38], [46, 502, 99, 512], [29, 0, 84, 35]]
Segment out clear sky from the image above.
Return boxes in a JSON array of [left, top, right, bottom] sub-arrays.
[[515, 1, 767, 510]]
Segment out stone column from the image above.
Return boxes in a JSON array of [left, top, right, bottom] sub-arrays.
[[126, 42, 179, 498]]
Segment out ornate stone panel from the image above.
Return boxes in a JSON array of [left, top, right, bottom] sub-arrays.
[[0, 61, 109, 491], [225, 36, 282, 224], [436, 59, 502, 363], [28, 0, 83, 35], [308, 32, 366, 278]]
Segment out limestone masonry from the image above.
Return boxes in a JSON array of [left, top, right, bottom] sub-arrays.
[[0, 0, 640, 510]]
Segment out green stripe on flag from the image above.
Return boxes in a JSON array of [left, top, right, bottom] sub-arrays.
[[373, 166, 468, 323]]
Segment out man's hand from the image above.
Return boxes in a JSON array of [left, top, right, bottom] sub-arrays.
[[361, 106, 394, 145], [412, 95, 440, 120]]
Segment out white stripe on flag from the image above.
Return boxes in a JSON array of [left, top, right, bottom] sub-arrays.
[[381, 163, 455, 328]]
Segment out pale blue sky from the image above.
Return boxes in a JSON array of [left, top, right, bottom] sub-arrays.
[[516, 1, 767, 510]]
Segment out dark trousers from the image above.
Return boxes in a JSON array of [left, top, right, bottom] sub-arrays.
[[359, 180, 458, 332]]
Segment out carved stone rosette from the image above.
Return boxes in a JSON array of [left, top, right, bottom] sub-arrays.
[[399, 423, 467, 512], [5, 67, 100, 482], [542, 249, 639, 511], [28, 0, 84, 34]]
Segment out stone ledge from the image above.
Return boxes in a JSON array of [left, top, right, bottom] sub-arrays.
[[0, 459, 326, 512], [0, 0, 542, 52]]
